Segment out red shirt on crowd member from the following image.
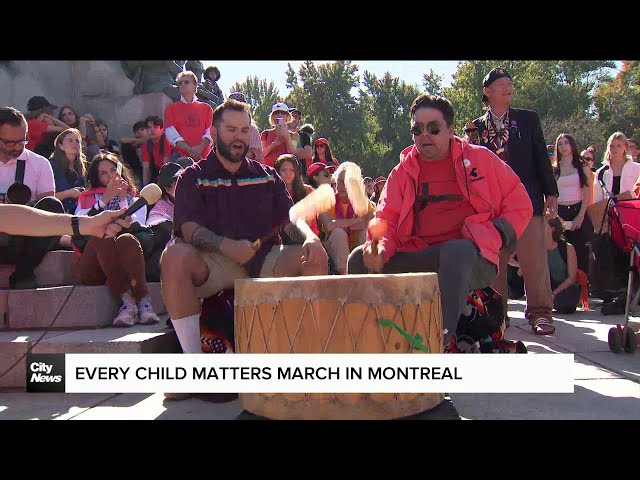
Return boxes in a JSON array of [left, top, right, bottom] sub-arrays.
[[25, 118, 48, 152], [164, 96, 214, 160], [141, 135, 173, 169], [414, 152, 476, 246]]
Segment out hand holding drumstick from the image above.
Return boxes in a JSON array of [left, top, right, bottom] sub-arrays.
[[363, 217, 388, 273]]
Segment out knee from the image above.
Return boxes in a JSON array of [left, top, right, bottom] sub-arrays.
[[440, 239, 479, 266], [34, 196, 64, 213], [347, 245, 366, 274], [161, 242, 193, 276], [115, 233, 142, 251]]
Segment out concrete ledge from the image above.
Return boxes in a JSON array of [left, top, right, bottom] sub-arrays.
[[7, 285, 119, 330], [0, 251, 79, 289], [6, 282, 166, 330]]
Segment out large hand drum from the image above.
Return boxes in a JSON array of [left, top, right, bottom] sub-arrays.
[[234, 273, 444, 420]]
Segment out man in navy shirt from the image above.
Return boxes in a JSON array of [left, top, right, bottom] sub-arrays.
[[161, 99, 327, 364]]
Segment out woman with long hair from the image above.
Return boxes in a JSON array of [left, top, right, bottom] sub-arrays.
[[312, 138, 340, 168], [553, 133, 593, 273], [274, 154, 320, 241], [545, 217, 582, 314], [593, 131, 640, 204], [74, 151, 160, 327], [49, 129, 87, 214]]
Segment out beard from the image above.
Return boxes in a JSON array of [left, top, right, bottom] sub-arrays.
[[216, 138, 249, 163]]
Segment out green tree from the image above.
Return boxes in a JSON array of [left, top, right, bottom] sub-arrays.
[[361, 71, 422, 175], [594, 61, 640, 142], [231, 76, 281, 131], [284, 61, 370, 167]]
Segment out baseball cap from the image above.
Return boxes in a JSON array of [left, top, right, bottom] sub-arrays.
[[27, 96, 58, 111], [307, 162, 336, 179], [314, 137, 329, 147], [157, 162, 184, 189], [271, 102, 290, 115], [481, 67, 512, 104]]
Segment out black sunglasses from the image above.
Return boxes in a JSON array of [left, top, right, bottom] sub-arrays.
[[410, 123, 441, 136]]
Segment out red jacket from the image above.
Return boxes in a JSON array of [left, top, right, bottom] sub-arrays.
[[372, 137, 533, 267]]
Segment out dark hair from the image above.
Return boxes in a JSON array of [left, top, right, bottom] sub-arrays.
[[86, 150, 137, 195], [312, 142, 336, 167], [274, 154, 307, 203], [204, 66, 220, 82], [0, 106, 26, 127], [553, 133, 588, 188], [144, 115, 163, 128], [133, 121, 147, 132], [213, 99, 251, 128], [58, 106, 79, 128], [410, 94, 455, 126], [548, 216, 566, 243]]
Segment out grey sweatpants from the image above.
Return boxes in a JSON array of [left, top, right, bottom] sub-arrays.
[[347, 239, 498, 343]]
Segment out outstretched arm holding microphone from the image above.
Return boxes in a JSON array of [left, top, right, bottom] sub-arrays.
[[0, 204, 132, 238]]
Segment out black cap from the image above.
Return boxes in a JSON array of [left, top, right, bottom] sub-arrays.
[[481, 67, 512, 104], [27, 96, 58, 111], [157, 162, 184, 189]]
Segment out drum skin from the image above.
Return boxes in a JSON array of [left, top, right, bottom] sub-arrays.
[[234, 273, 445, 420]]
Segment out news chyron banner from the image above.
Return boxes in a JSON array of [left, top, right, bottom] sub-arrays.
[[27, 353, 575, 394]]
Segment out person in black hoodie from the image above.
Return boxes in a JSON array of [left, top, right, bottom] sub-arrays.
[[473, 67, 559, 335]]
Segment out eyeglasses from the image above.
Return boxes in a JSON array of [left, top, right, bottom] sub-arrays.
[[410, 123, 441, 136], [0, 137, 29, 147], [177, 80, 193, 86], [582, 156, 594, 162]]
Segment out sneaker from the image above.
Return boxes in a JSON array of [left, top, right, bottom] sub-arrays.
[[137, 296, 160, 325], [113, 293, 138, 327]]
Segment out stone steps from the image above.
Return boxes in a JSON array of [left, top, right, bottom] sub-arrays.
[[0, 282, 166, 330], [0, 250, 80, 289], [0, 318, 180, 389]]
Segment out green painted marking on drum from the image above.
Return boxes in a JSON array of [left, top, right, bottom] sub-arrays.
[[378, 319, 429, 352]]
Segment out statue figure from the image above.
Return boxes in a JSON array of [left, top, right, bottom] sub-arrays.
[[120, 60, 184, 98], [119, 60, 223, 108]]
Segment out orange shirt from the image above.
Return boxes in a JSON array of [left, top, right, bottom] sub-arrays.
[[164, 101, 213, 158], [413, 154, 475, 246]]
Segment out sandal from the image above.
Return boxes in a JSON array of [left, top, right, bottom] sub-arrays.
[[531, 317, 555, 335]]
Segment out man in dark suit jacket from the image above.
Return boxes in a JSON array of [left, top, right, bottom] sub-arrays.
[[472, 67, 559, 335]]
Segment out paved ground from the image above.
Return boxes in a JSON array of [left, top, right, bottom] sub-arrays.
[[0, 299, 638, 420]]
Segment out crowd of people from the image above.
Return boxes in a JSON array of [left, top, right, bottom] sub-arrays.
[[1, 66, 639, 377]]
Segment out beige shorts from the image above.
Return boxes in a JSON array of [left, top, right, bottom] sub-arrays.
[[195, 244, 293, 299]]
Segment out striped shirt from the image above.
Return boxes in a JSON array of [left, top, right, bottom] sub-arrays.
[[174, 153, 293, 277]]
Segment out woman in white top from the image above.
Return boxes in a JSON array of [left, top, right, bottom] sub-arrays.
[[592, 131, 640, 204], [74, 151, 159, 328], [553, 133, 593, 273]]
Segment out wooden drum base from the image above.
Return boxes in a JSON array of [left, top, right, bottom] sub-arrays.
[[234, 273, 444, 420]]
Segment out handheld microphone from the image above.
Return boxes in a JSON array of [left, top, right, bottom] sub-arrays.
[[119, 183, 163, 220]]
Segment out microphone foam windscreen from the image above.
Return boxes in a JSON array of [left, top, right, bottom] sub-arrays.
[[140, 183, 163, 205]]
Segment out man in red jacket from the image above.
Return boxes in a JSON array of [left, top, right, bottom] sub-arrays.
[[347, 94, 533, 346]]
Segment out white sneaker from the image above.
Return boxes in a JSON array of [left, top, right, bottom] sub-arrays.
[[137, 296, 160, 325], [113, 296, 138, 327]]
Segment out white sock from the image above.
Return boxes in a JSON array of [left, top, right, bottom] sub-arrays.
[[171, 314, 202, 353]]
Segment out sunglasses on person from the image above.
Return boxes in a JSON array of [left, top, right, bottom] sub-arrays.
[[582, 156, 594, 162], [177, 80, 193, 86], [410, 123, 441, 136]]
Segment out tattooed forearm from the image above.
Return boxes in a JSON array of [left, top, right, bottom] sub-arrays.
[[191, 225, 224, 253]]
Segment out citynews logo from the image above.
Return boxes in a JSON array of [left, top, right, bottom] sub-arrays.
[[26, 353, 65, 393]]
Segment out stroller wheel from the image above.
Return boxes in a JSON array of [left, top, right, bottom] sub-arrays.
[[608, 327, 624, 354], [622, 326, 637, 353]]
